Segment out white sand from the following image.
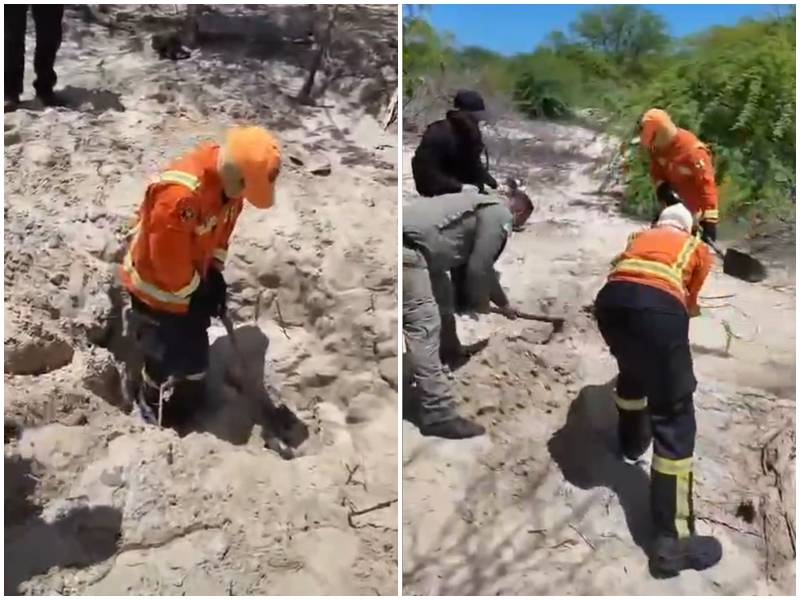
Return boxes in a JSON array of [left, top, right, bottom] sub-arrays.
[[4, 5, 397, 595], [402, 118, 795, 595]]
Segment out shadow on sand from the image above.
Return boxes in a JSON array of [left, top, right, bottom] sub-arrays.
[[4, 457, 122, 595]]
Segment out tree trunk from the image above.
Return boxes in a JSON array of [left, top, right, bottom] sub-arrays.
[[296, 6, 338, 105]]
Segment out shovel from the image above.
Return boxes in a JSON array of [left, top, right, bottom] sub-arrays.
[[491, 306, 566, 332], [220, 312, 247, 390], [219, 312, 298, 459], [706, 239, 767, 283]]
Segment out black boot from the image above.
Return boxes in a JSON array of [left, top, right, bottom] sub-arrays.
[[161, 379, 206, 430], [649, 535, 722, 577], [419, 416, 485, 439], [36, 89, 67, 107]]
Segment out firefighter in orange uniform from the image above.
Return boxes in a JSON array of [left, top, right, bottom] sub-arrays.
[[639, 108, 720, 242], [594, 203, 722, 577], [121, 126, 281, 428]]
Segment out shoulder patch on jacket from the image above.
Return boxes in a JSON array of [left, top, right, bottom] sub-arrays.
[[180, 205, 196, 223]]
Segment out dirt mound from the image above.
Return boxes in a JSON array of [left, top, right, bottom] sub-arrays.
[[402, 119, 795, 595], [4, 5, 397, 595]]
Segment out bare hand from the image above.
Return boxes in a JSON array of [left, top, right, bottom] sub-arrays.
[[497, 304, 518, 320]]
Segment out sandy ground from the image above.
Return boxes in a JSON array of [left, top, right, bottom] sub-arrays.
[[4, 5, 397, 595], [402, 119, 795, 595]]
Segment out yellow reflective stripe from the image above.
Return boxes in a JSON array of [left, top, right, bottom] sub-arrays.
[[652, 454, 692, 476], [213, 248, 228, 262], [613, 234, 700, 294], [615, 395, 648, 411], [615, 259, 684, 289], [675, 471, 692, 538], [195, 216, 218, 236], [123, 252, 199, 305], [674, 236, 700, 273], [185, 372, 207, 381], [159, 170, 200, 191], [701, 209, 719, 221]]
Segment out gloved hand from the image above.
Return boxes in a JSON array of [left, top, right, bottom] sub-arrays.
[[205, 266, 227, 317], [699, 220, 717, 243], [190, 267, 227, 318], [496, 303, 518, 320]]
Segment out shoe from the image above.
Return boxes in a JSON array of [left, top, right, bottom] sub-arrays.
[[36, 90, 68, 107], [4, 95, 20, 113], [419, 416, 486, 439], [649, 535, 723, 577], [134, 390, 159, 425]]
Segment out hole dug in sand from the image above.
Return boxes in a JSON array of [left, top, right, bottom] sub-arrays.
[[188, 323, 310, 459], [4, 330, 75, 376]]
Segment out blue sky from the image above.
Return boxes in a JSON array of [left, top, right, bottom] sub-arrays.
[[405, 4, 786, 55]]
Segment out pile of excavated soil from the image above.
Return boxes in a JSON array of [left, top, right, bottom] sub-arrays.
[[4, 5, 397, 595], [402, 118, 795, 595]]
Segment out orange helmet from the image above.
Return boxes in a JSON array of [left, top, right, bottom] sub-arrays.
[[224, 126, 281, 209], [638, 108, 676, 151]]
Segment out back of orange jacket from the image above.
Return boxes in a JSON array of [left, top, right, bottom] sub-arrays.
[[650, 129, 719, 224], [121, 143, 243, 314], [609, 226, 714, 311]]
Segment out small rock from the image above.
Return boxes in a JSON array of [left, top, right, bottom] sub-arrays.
[[62, 411, 88, 426], [24, 142, 55, 167], [99, 466, 125, 487], [310, 162, 332, 177]]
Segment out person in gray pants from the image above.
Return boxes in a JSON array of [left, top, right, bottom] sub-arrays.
[[403, 190, 516, 439]]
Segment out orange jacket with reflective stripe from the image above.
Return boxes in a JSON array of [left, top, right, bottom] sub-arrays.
[[649, 129, 719, 223], [608, 226, 714, 310], [120, 143, 243, 314]]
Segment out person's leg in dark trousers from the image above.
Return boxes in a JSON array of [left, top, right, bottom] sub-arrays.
[[4, 5, 29, 109], [403, 247, 484, 439], [595, 305, 652, 461], [31, 5, 64, 103], [639, 310, 722, 576], [129, 297, 210, 430]]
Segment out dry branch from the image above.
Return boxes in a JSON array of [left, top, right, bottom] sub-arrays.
[[297, 6, 338, 105]]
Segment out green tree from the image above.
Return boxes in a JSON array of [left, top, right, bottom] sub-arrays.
[[570, 5, 670, 72], [402, 17, 454, 98]]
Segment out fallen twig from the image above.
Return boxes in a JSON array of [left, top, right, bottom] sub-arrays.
[[275, 296, 291, 340], [568, 523, 596, 550], [347, 498, 397, 528], [344, 463, 367, 490], [701, 294, 736, 300], [696, 516, 762, 538]]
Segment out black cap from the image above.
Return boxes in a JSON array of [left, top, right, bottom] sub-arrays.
[[454, 89, 487, 114]]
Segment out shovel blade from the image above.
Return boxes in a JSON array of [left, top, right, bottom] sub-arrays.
[[723, 248, 767, 283]]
